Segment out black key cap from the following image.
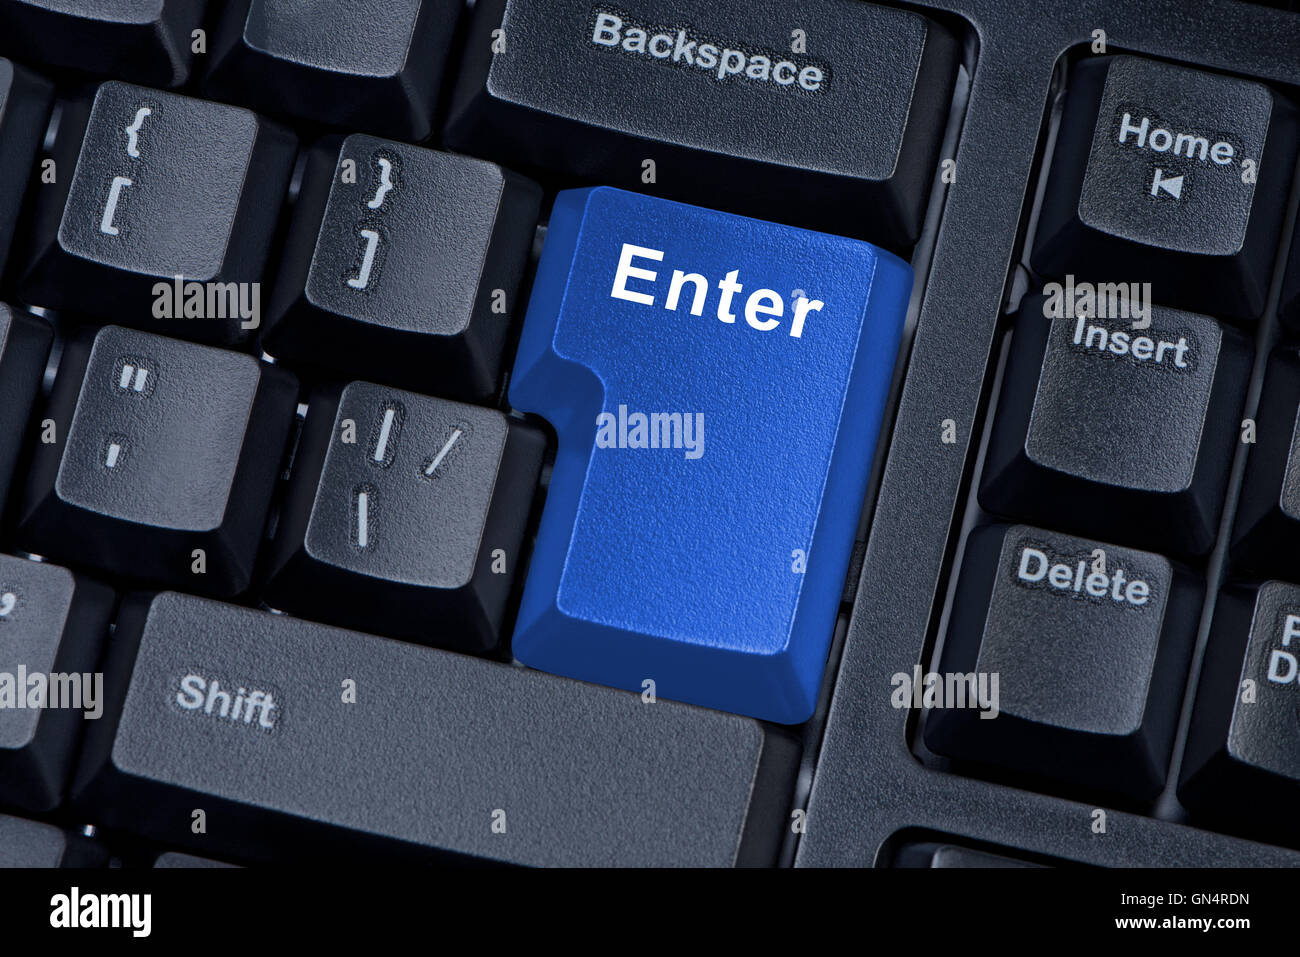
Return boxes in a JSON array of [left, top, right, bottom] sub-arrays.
[[154, 851, 238, 868], [16, 326, 298, 597], [0, 305, 52, 514], [0, 58, 53, 275], [924, 524, 1199, 802], [0, 814, 66, 866], [18, 81, 296, 345], [444, 0, 957, 247], [0, 0, 207, 87], [0, 554, 113, 811], [1181, 581, 1300, 840], [893, 842, 1046, 868], [203, 0, 460, 140], [0, 813, 106, 867], [72, 592, 797, 866], [1032, 55, 1298, 323], [263, 136, 541, 401], [265, 382, 544, 652], [1232, 350, 1300, 572], [980, 296, 1249, 557]]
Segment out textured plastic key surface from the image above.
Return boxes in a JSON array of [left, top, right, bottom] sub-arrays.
[[0, 813, 67, 867], [445, 0, 957, 247], [16, 326, 298, 596], [0, 813, 105, 867], [204, 0, 460, 139], [262, 134, 541, 400], [1032, 55, 1298, 323], [0, 553, 114, 812], [19, 81, 296, 344], [0, 0, 208, 87], [509, 187, 912, 724], [72, 592, 797, 866], [980, 297, 1250, 556], [1181, 582, 1300, 839], [264, 381, 544, 651], [925, 524, 1199, 802]]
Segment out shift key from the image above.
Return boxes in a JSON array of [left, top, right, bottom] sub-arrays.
[[70, 592, 796, 866]]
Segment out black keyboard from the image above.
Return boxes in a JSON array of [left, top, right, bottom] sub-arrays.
[[0, 0, 1298, 878]]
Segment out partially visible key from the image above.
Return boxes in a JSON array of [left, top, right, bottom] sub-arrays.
[[445, 0, 957, 247], [0, 58, 53, 276], [262, 135, 541, 401], [72, 592, 797, 866], [0, 0, 208, 87], [509, 187, 911, 723], [264, 382, 545, 652], [18, 81, 296, 344], [893, 842, 1047, 868], [16, 326, 298, 597], [0, 553, 114, 811], [1232, 350, 1300, 573], [924, 524, 1199, 802], [1181, 581, 1300, 840], [203, 0, 461, 140], [0, 305, 53, 513], [1032, 56, 1298, 323], [0, 813, 107, 867], [154, 851, 239, 868], [980, 296, 1250, 557]]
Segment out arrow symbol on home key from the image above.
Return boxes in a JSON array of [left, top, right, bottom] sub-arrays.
[[1150, 168, 1183, 200]]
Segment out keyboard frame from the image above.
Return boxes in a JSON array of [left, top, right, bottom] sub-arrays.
[[795, 0, 1300, 867]]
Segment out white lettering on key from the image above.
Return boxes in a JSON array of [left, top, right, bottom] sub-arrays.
[[1150, 168, 1184, 200], [1016, 545, 1150, 606], [373, 408, 396, 463], [356, 489, 370, 548], [425, 429, 463, 476], [347, 229, 381, 289], [105, 442, 122, 468], [367, 157, 395, 209], [611, 243, 662, 305], [124, 106, 152, 158], [0, 592, 16, 617], [609, 242, 822, 338], [118, 363, 150, 392], [175, 674, 279, 729], [100, 176, 133, 236], [1117, 112, 1235, 166]]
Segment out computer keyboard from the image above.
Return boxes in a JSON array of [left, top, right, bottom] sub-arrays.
[[0, 0, 1297, 880]]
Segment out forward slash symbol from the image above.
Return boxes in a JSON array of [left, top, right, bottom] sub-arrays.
[[424, 429, 464, 477]]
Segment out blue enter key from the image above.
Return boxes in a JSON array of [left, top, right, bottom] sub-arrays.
[[509, 187, 912, 724]]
